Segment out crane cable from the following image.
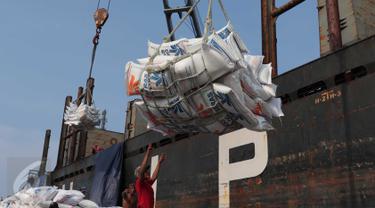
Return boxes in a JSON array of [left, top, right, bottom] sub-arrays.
[[88, 0, 111, 78]]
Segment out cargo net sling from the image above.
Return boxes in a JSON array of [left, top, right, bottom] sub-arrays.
[[125, 0, 284, 136]]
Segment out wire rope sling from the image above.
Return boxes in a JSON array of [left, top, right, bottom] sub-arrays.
[[64, 0, 111, 130]]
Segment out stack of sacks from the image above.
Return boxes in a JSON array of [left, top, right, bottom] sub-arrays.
[[64, 103, 101, 129], [125, 22, 283, 135], [0, 187, 99, 208]]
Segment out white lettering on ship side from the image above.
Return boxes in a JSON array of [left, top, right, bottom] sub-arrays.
[[151, 129, 268, 208], [218, 129, 268, 208], [150, 155, 159, 208]]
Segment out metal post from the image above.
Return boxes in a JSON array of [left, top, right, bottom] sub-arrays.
[[186, 0, 202, 38], [76, 86, 84, 106], [326, 0, 342, 51], [78, 131, 88, 159], [39, 129, 51, 176], [68, 87, 84, 164], [78, 79, 95, 159], [163, 0, 202, 41], [163, 0, 176, 41], [85, 78, 95, 106], [261, 0, 277, 76], [56, 96, 72, 169]]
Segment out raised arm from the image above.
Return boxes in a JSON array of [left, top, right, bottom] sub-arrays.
[[139, 144, 152, 180], [151, 153, 166, 182]]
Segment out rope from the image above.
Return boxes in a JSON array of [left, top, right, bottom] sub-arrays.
[[88, 41, 98, 78], [203, 0, 214, 42], [97, 0, 111, 11], [96, 0, 101, 10], [88, 27, 102, 78], [195, 3, 205, 33], [218, 0, 231, 23], [106, 0, 112, 12]]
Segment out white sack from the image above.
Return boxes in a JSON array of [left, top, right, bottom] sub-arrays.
[[141, 43, 235, 97], [143, 95, 197, 119], [148, 22, 248, 58], [240, 69, 275, 100], [148, 38, 188, 57], [125, 61, 144, 96], [266, 97, 284, 117], [78, 200, 99, 208], [53, 190, 84, 206], [134, 100, 176, 136], [137, 55, 176, 66], [27, 186, 58, 202], [212, 83, 259, 128], [243, 54, 264, 75], [14, 191, 34, 205], [64, 103, 101, 128], [140, 70, 176, 97], [257, 63, 273, 85]]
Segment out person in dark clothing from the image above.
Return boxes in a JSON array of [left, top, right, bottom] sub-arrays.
[[135, 144, 166, 208], [49, 202, 59, 208], [122, 183, 137, 208]]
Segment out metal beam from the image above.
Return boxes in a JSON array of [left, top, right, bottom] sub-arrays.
[[164, 6, 191, 14], [163, 0, 202, 41], [272, 0, 305, 17]]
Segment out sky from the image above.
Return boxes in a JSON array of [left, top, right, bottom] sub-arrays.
[[0, 0, 319, 197]]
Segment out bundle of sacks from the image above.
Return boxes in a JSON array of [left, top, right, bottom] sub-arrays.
[[0, 187, 101, 208], [64, 103, 101, 129], [125, 22, 283, 135]]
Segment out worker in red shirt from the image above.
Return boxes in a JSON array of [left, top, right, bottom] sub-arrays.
[[135, 144, 166, 208]]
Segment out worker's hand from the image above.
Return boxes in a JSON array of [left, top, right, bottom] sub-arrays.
[[159, 153, 166, 164], [147, 144, 152, 152]]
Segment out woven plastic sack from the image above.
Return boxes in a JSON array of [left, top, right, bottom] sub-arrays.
[[64, 103, 101, 129], [142, 95, 197, 120], [140, 42, 235, 97], [134, 100, 176, 136], [136, 99, 237, 135], [257, 63, 273, 85], [137, 55, 176, 66], [78, 199, 99, 208], [14, 191, 34, 205], [240, 69, 276, 101], [53, 190, 84, 206], [148, 22, 248, 57], [212, 83, 259, 128], [125, 61, 144, 96], [243, 54, 264, 75], [217, 22, 248, 54], [27, 186, 58, 202], [148, 38, 188, 57]]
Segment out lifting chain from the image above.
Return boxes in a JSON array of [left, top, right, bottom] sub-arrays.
[[88, 8, 109, 78]]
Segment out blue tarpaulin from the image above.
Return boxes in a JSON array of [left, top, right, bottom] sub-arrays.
[[89, 142, 124, 207]]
